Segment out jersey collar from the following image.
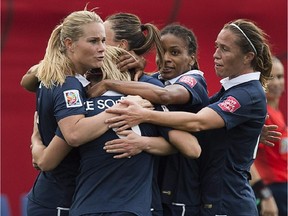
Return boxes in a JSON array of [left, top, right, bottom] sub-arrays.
[[75, 74, 90, 87], [220, 72, 261, 90], [159, 69, 204, 85]]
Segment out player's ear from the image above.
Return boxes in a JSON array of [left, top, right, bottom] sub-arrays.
[[118, 39, 129, 50], [64, 38, 74, 52], [243, 52, 255, 65], [188, 55, 196, 68]]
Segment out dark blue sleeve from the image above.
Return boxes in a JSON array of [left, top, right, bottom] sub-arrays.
[[208, 84, 266, 130], [139, 74, 164, 87], [55, 127, 65, 140], [175, 74, 209, 107], [53, 76, 87, 122]]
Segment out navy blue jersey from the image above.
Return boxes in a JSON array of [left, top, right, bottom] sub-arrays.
[[27, 76, 87, 209], [70, 91, 171, 216], [139, 74, 165, 213], [139, 74, 165, 87], [154, 70, 209, 208], [200, 74, 266, 215], [152, 70, 209, 112]]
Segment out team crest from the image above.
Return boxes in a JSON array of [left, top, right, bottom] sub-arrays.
[[218, 96, 241, 113], [63, 90, 82, 108], [179, 76, 197, 88]]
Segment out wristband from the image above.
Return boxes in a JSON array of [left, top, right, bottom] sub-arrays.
[[252, 180, 273, 200]]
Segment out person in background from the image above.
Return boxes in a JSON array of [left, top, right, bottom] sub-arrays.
[[104, 18, 273, 216], [250, 165, 279, 216], [252, 56, 287, 216]]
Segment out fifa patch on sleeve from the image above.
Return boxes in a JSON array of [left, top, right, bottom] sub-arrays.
[[63, 90, 83, 108], [178, 76, 197, 88], [218, 96, 241, 113]]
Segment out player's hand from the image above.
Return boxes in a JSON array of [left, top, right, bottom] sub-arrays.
[[31, 111, 41, 148], [124, 95, 154, 109], [104, 130, 144, 159], [260, 124, 282, 147], [260, 196, 278, 216], [30, 111, 45, 171], [106, 100, 147, 131], [117, 51, 146, 81], [86, 80, 108, 98]]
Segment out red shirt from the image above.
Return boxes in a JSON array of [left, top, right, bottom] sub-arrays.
[[254, 105, 288, 184]]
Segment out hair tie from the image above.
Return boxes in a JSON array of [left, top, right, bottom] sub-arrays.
[[230, 23, 257, 55], [141, 24, 146, 31]]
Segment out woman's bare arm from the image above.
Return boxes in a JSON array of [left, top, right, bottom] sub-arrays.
[[104, 129, 201, 159], [105, 100, 224, 132], [30, 112, 72, 171], [20, 64, 40, 92]]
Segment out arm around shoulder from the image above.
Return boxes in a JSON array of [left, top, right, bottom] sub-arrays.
[[20, 64, 40, 92]]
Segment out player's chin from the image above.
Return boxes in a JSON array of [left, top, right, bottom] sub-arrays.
[[92, 61, 104, 69], [159, 71, 174, 80]]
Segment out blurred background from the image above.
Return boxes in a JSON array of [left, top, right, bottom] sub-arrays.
[[1, 0, 287, 215]]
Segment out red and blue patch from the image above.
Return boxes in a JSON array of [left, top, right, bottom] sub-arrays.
[[218, 96, 241, 113], [178, 76, 197, 88]]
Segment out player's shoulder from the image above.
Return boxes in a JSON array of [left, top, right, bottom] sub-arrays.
[[139, 74, 164, 87]]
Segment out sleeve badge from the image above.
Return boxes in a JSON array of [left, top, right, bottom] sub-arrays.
[[218, 96, 241, 113], [63, 90, 83, 108], [178, 76, 197, 88]]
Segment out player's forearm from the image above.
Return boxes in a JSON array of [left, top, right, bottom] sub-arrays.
[[62, 112, 113, 147], [31, 140, 55, 171], [105, 80, 169, 104], [31, 136, 72, 171], [168, 130, 201, 159], [31, 140, 46, 167], [144, 109, 200, 132], [143, 136, 177, 156], [145, 107, 223, 132], [20, 64, 39, 92]]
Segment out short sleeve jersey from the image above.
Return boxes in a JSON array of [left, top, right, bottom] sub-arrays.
[[200, 73, 266, 215], [71, 75, 171, 216], [28, 75, 88, 208], [70, 90, 172, 216], [138, 74, 167, 213], [153, 70, 210, 207]]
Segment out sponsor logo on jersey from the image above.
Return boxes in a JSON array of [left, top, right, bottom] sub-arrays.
[[63, 90, 82, 108], [178, 76, 197, 88], [218, 96, 241, 113]]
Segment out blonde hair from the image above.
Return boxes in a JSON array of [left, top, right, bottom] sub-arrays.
[[36, 10, 103, 88], [101, 45, 133, 81]]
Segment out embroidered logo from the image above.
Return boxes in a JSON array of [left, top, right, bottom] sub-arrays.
[[63, 90, 82, 108], [178, 76, 197, 88], [218, 96, 241, 113]]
